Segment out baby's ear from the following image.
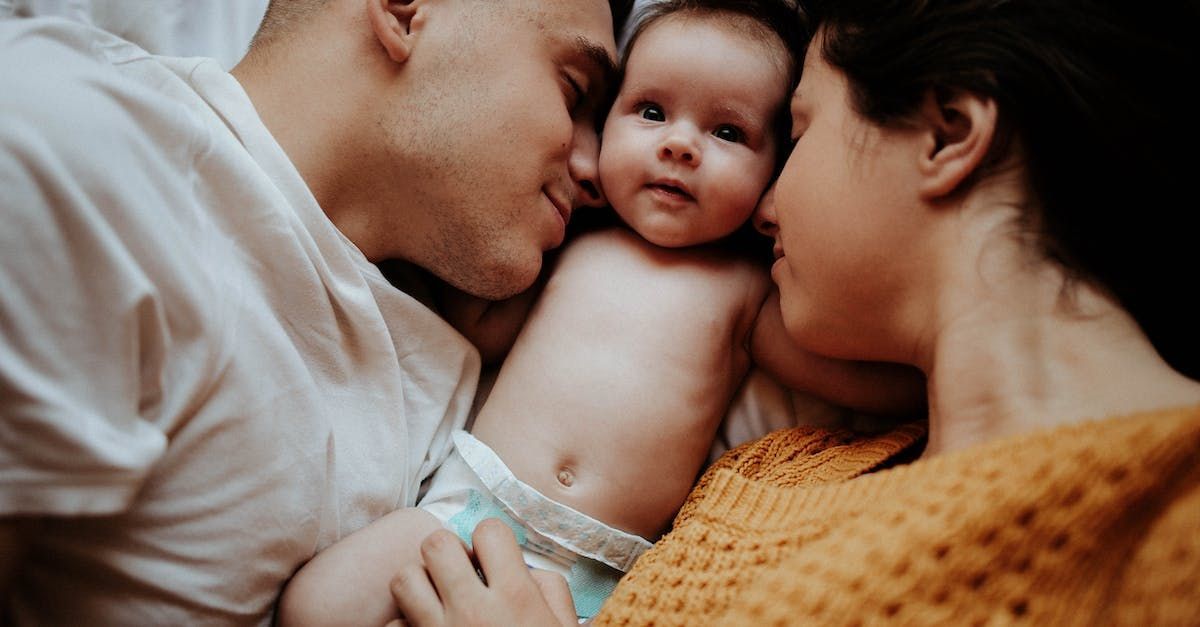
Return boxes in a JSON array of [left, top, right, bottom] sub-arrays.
[[915, 88, 998, 200], [367, 0, 425, 64]]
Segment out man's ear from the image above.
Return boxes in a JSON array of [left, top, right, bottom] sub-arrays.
[[367, 0, 422, 64], [916, 88, 998, 200]]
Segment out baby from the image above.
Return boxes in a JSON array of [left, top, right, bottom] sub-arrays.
[[278, 1, 920, 623]]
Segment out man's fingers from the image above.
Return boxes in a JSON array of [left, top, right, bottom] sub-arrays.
[[471, 518, 529, 587], [530, 568, 575, 626], [389, 564, 442, 626], [419, 529, 484, 606]]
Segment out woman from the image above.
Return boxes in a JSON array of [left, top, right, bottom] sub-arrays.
[[388, 0, 1200, 624], [593, 0, 1200, 623]]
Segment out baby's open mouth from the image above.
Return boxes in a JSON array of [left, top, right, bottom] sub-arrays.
[[646, 183, 694, 201]]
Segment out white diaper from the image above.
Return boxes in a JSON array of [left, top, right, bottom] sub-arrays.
[[418, 431, 653, 619]]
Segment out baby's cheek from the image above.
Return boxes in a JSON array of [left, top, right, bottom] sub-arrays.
[[726, 177, 769, 220], [596, 144, 623, 192], [597, 148, 637, 204]]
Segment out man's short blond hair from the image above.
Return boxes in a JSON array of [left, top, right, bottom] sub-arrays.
[[250, 0, 332, 48]]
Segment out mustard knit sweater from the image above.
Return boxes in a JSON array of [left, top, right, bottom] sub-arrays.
[[595, 406, 1200, 625]]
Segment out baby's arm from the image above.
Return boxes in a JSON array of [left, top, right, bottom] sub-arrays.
[[750, 288, 926, 415], [276, 508, 444, 626]]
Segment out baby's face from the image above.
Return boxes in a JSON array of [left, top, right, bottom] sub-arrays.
[[599, 13, 790, 248]]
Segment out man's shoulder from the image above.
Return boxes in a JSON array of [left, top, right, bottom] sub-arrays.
[[1, 17, 199, 148], [0, 16, 147, 84], [0, 18, 221, 236]]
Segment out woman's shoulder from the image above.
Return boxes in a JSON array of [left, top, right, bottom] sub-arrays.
[[707, 421, 928, 484]]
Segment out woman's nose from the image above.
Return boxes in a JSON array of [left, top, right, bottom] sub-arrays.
[[753, 184, 779, 236]]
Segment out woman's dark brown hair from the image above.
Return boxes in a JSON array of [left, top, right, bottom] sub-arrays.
[[802, 0, 1200, 379]]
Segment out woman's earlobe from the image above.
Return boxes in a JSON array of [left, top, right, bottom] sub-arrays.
[[367, 0, 421, 64], [917, 89, 998, 200]]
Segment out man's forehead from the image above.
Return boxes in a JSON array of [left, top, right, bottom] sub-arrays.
[[514, 0, 618, 77], [512, 0, 616, 46]]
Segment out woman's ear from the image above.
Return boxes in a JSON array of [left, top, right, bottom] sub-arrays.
[[916, 88, 998, 200], [367, 0, 423, 64]]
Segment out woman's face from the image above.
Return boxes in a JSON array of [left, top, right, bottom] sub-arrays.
[[756, 42, 930, 360]]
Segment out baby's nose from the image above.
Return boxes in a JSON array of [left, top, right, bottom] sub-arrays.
[[659, 133, 701, 166]]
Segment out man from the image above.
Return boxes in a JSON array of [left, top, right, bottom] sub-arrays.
[[0, 0, 617, 623]]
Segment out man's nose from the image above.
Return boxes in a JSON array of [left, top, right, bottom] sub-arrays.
[[568, 119, 606, 208], [753, 184, 779, 236], [658, 127, 701, 167]]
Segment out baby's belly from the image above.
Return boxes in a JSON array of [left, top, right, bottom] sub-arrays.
[[472, 337, 739, 539], [471, 228, 760, 539]]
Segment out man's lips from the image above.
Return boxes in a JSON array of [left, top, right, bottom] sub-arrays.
[[646, 178, 695, 202], [772, 243, 785, 260], [547, 192, 572, 226]]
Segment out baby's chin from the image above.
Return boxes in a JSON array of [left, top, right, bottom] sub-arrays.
[[634, 225, 710, 249], [615, 208, 708, 249]]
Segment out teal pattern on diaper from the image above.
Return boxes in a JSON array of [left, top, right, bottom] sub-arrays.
[[443, 488, 621, 619], [568, 559, 622, 618], [447, 489, 526, 547]]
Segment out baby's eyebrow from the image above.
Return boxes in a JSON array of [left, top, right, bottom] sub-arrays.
[[713, 104, 763, 132]]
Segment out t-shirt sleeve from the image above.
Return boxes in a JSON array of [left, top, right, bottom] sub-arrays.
[[0, 24, 178, 517]]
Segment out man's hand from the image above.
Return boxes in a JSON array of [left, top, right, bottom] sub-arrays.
[[388, 518, 576, 626]]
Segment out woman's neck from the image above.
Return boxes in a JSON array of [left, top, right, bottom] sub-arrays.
[[907, 181, 1200, 455], [922, 272, 1200, 456]]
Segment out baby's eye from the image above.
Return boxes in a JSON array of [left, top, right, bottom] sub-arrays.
[[638, 104, 665, 122], [713, 125, 744, 143]]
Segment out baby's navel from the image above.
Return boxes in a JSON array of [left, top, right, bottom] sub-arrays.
[[556, 467, 575, 488]]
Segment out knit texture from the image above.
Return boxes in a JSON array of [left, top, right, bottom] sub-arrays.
[[594, 406, 1200, 625]]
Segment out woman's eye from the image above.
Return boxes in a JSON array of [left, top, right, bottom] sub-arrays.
[[638, 104, 665, 122], [714, 125, 743, 143]]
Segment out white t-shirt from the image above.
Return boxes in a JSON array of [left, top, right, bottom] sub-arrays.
[[0, 0, 268, 69], [0, 18, 478, 625]]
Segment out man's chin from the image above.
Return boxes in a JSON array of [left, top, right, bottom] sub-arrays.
[[453, 259, 542, 301]]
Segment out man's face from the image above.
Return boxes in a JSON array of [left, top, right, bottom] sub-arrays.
[[389, 0, 616, 299]]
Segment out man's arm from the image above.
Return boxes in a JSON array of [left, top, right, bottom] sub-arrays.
[[279, 513, 575, 627], [277, 508, 445, 626], [751, 289, 927, 416]]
